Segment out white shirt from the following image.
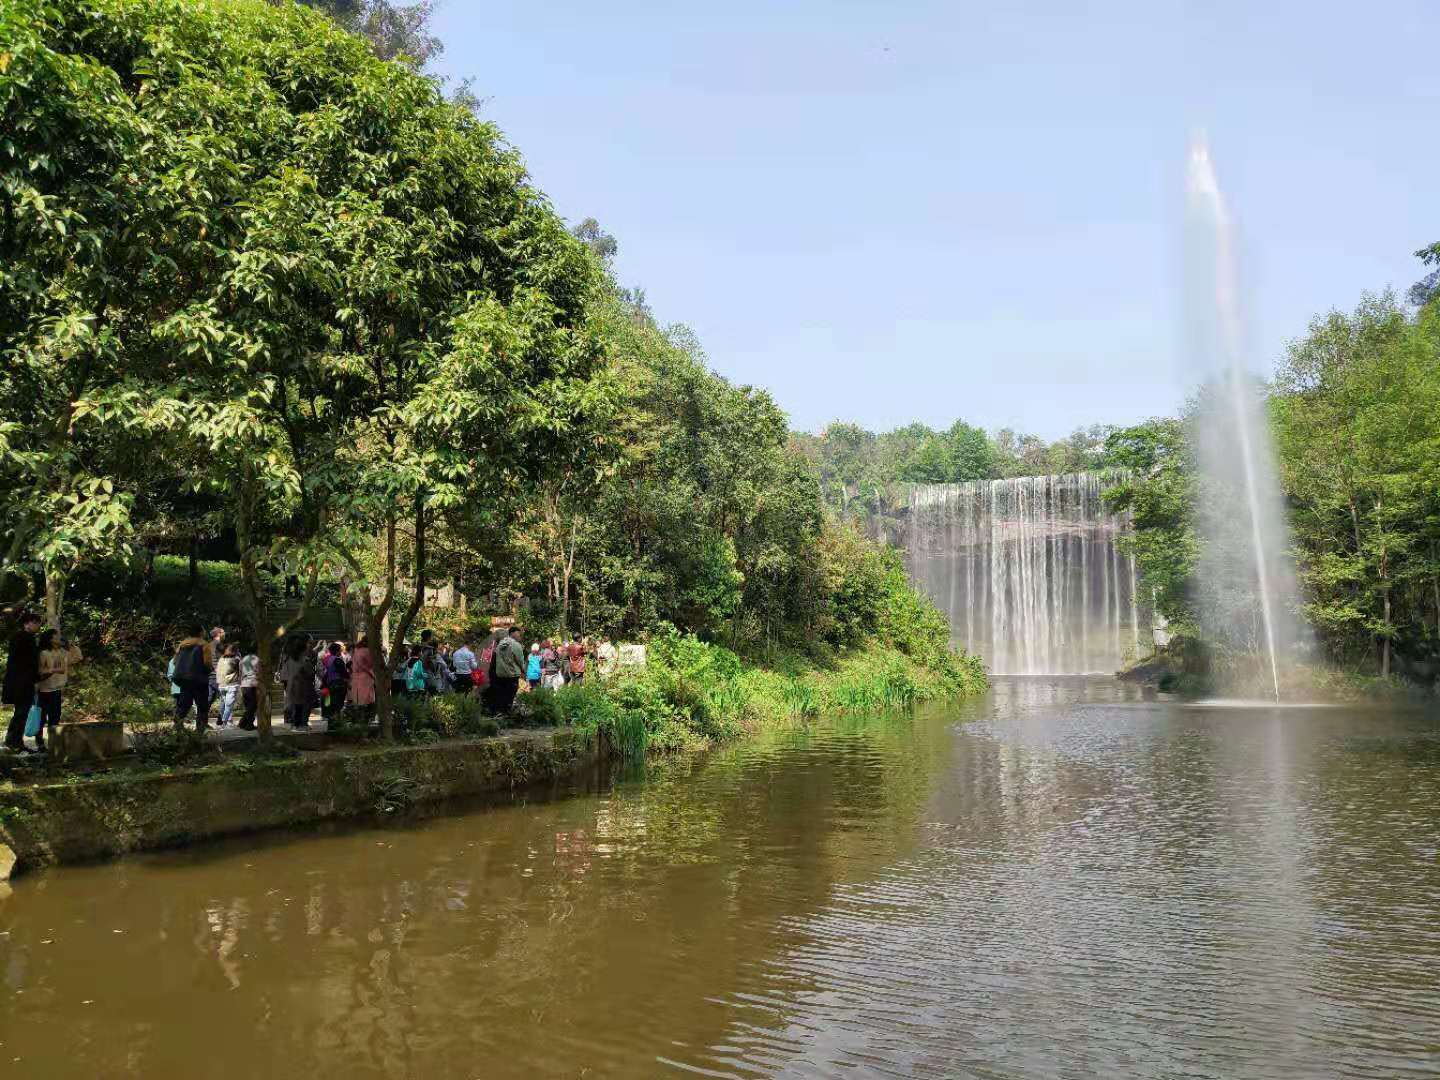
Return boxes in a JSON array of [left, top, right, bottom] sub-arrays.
[[452, 646, 478, 675]]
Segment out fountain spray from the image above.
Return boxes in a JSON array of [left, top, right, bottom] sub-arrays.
[[1185, 134, 1300, 702]]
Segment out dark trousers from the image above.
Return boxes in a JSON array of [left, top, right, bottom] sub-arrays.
[[286, 702, 309, 728], [493, 676, 520, 714], [36, 689, 61, 745], [240, 687, 258, 729], [5, 692, 33, 749], [322, 684, 348, 721], [175, 679, 210, 731]]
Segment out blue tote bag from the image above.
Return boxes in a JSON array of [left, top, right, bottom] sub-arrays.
[[24, 697, 42, 738]]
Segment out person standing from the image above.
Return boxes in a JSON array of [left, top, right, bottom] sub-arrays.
[[349, 636, 376, 723], [405, 647, 428, 697], [431, 647, 453, 695], [3, 612, 42, 752], [451, 639, 477, 693], [526, 643, 542, 690], [167, 654, 182, 714], [568, 638, 587, 684], [238, 646, 260, 730], [215, 644, 241, 726], [540, 640, 560, 690], [322, 641, 349, 722], [278, 635, 315, 729], [206, 626, 226, 720], [479, 628, 504, 707], [172, 625, 214, 732], [492, 626, 526, 714], [34, 630, 83, 752]]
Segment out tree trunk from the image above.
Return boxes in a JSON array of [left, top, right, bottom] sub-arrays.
[[373, 500, 428, 741], [364, 508, 430, 742], [1432, 541, 1439, 643], [1381, 591, 1392, 678], [1377, 497, 1390, 678], [235, 465, 320, 745], [559, 514, 579, 634], [43, 571, 65, 634], [369, 605, 394, 739]]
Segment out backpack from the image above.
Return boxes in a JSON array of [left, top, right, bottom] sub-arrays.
[[173, 643, 207, 682]]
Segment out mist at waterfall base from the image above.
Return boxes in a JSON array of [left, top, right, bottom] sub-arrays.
[[890, 475, 1145, 675], [1184, 136, 1309, 697]]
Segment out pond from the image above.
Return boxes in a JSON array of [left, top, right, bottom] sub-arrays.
[[2, 677, 1438, 1078]]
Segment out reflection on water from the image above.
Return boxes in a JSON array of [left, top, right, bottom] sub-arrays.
[[2, 678, 1439, 1077]]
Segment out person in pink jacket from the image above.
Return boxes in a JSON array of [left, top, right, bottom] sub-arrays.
[[349, 635, 376, 723]]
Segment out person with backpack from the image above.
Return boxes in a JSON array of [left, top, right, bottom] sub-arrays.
[[172, 625, 214, 732], [3, 611, 42, 753], [405, 647, 428, 697], [431, 647, 453, 695], [321, 641, 349, 722]]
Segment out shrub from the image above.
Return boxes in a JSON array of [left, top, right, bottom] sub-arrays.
[[512, 687, 563, 728]]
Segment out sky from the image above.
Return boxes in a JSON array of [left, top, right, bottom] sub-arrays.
[[432, 1, 1437, 439]]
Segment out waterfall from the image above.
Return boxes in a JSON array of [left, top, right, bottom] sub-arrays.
[[892, 473, 1145, 675]]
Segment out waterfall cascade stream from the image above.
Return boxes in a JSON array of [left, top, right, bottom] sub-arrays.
[[886, 473, 1145, 675]]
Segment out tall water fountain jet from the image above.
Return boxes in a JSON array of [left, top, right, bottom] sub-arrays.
[[1185, 135, 1306, 699]]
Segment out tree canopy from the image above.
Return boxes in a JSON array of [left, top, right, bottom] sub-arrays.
[[1, 0, 970, 740]]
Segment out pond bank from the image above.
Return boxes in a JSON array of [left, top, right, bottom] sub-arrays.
[[0, 728, 598, 876]]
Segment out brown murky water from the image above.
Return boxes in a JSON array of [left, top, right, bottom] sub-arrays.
[[2, 677, 1440, 1078]]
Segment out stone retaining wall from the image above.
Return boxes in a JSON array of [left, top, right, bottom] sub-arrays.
[[0, 729, 598, 874]]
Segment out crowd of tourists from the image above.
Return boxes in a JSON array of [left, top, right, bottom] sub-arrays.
[[1, 611, 621, 749], [165, 624, 620, 733]]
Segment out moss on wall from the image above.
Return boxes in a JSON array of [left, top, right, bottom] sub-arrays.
[[0, 730, 594, 874]]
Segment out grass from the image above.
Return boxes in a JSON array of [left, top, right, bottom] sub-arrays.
[[552, 628, 988, 762]]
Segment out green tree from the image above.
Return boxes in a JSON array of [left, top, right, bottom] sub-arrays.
[[1102, 418, 1198, 633], [1274, 292, 1440, 673], [298, 0, 443, 66]]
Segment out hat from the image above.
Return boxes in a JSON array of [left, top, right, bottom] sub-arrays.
[[530, 643, 540, 653]]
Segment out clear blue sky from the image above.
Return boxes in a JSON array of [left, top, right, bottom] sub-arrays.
[[432, 1, 1436, 439]]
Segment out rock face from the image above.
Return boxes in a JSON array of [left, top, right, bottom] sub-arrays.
[[879, 473, 1148, 674], [51, 721, 126, 763], [0, 842, 14, 881]]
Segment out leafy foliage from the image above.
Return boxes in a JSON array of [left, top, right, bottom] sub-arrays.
[[1, 0, 988, 742], [794, 419, 1117, 525], [1109, 286, 1440, 679], [554, 630, 985, 762]]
